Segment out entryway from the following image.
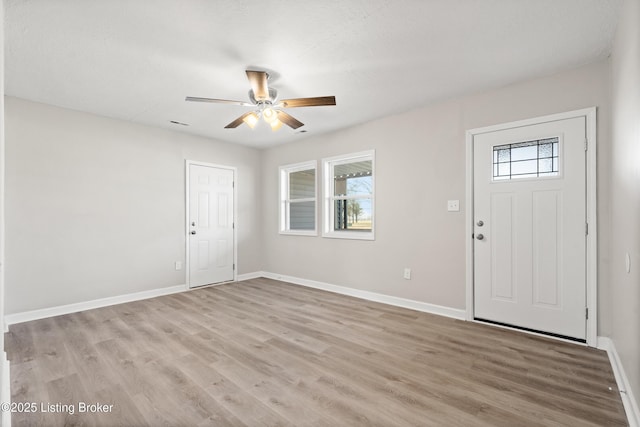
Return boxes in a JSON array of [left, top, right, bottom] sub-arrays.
[[466, 109, 597, 344]]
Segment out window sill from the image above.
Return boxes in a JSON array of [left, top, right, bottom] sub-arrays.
[[279, 230, 318, 237], [322, 231, 375, 241]]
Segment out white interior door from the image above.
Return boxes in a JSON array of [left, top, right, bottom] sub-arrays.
[[188, 163, 235, 288], [473, 116, 587, 340]]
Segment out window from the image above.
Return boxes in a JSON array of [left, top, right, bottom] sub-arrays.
[[493, 137, 559, 181], [279, 161, 317, 235], [323, 151, 375, 240]]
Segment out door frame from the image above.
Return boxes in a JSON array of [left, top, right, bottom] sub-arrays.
[[465, 107, 597, 346], [185, 160, 238, 288]]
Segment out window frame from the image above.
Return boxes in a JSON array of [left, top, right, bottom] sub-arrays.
[[322, 150, 375, 240], [279, 160, 318, 236]]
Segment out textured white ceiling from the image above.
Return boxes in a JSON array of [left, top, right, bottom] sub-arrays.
[[5, 0, 620, 148]]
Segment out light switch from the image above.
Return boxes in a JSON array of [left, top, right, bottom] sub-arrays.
[[447, 200, 460, 212]]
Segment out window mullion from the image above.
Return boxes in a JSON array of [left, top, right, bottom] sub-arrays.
[[288, 197, 316, 203], [331, 194, 372, 201]]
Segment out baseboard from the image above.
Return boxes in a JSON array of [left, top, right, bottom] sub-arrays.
[[4, 284, 188, 327], [598, 336, 639, 427], [261, 271, 466, 320], [1, 352, 10, 427], [3, 272, 284, 327], [236, 271, 265, 282]]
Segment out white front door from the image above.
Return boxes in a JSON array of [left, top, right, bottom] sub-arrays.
[[188, 163, 235, 288], [473, 116, 587, 340]]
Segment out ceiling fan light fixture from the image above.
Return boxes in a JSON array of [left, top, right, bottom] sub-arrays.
[[262, 107, 277, 124], [270, 118, 283, 131], [243, 112, 259, 129]]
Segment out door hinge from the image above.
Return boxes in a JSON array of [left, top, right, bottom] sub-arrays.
[[586, 307, 589, 319], [233, 263, 235, 270], [584, 138, 588, 151], [233, 181, 235, 188], [233, 222, 235, 229], [586, 223, 589, 235]]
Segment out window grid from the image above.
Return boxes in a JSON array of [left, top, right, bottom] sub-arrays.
[[493, 137, 559, 180]]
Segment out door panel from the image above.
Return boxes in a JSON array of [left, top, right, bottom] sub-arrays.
[[198, 192, 210, 228], [473, 117, 586, 340], [216, 239, 228, 268], [188, 164, 234, 288], [218, 193, 229, 227], [490, 193, 515, 301], [532, 190, 561, 308]]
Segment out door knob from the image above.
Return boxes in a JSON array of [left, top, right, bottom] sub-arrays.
[[191, 231, 196, 235], [476, 220, 484, 227], [476, 233, 484, 240]]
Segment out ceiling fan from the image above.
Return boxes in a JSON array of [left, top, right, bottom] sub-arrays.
[[186, 70, 336, 131]]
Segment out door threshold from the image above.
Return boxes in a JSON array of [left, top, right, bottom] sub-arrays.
[[474, 318, 586, 344], [189, 280, 234, 290]]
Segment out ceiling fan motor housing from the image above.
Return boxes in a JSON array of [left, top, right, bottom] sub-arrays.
[[249, 87, 278, 104]]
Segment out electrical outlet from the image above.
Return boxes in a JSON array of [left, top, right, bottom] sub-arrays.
[[175, 261, 182, 271], [447, 200, 460, 212], [403, 268, 411, 280]]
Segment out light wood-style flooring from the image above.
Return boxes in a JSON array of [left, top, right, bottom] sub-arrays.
[[6, 278, 628, 426]]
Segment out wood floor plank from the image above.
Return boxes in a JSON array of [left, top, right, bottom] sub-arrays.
[[10, 361, 51, 427], [46, 373, 97, 427], [6, 279, 629, 426]]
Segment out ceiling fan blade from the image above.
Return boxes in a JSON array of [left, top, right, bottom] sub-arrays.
[[277, 96, 336, 108], [277, 111, 304, 129], [246, 70, 269, 101], [224, 112, 254, 129], [185, 96, 253, 106]]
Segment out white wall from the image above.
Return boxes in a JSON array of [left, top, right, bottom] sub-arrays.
[[261, 61, 611, 328], [4, 97, 262, 314], [610, 0, 640, 412]]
